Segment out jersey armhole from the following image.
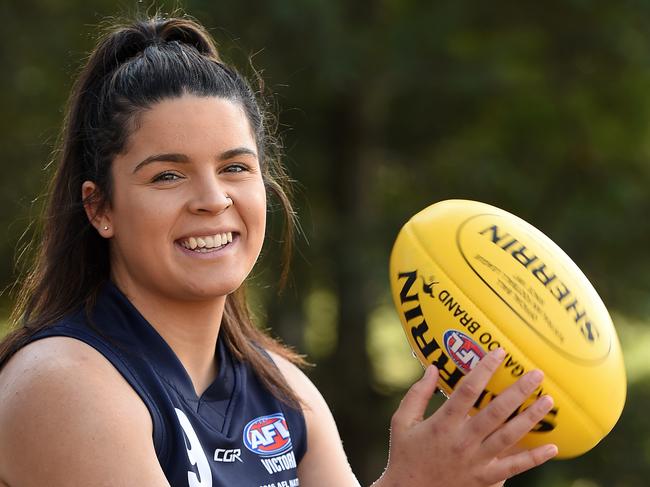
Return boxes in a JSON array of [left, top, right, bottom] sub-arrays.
[[256, 344, 309, 463], [285, 399, 308, 462]]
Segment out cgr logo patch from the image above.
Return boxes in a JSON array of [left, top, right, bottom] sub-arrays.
[[443, 329, 485, 373], [243, 413, 292, 457]]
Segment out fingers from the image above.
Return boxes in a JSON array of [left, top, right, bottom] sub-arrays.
[[391, 366, 439, 430], [436, 348, 506, 423], [480, 394, 555, 459], [483, 443, 558, 483], [465, 369, 545, 442]]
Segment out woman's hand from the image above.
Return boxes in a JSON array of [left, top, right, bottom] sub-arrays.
[[373, 348, 557, 487]]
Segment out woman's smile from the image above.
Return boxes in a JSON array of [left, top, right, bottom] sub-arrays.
[[175, 232, 239, 258], [178, 231, 233, 250], [102, 94, 267, 301]]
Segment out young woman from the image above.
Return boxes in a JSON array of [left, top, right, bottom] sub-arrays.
[[0, 15, 557, 487]]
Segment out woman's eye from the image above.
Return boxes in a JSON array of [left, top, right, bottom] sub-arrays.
[[224, 164, 248, 173], [152, 172, 182, 183]]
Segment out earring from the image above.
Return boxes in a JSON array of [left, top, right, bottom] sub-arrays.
[[103, 226, 109, 231]]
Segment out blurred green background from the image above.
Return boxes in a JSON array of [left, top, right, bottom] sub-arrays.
[[3, 0, 650, 485]]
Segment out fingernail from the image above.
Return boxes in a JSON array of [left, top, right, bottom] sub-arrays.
[[538, 395, 554, 410], [529, 369, 544, 384], [424, 365, 435, 378], [544, 444, 558, 457], [493, 347, 506, 360]]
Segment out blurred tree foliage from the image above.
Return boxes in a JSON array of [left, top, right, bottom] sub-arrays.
[[3, 0, 650, 485]]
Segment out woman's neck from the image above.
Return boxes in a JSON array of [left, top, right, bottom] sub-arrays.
[[114, 278, 226, 396]]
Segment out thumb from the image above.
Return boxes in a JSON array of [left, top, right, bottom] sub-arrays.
[[392, 365, 439, 430]]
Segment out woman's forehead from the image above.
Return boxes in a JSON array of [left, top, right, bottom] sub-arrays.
[[126, 95, 256, 155]]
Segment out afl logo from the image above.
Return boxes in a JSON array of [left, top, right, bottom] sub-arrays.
[[243, 413, 292, 457], [443, 329, 486, 374]]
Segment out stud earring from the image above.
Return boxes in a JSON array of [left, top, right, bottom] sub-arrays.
[[103, 226, 109, 231]]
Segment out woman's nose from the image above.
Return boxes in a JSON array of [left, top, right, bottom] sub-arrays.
[[188, 178, 232, 215]]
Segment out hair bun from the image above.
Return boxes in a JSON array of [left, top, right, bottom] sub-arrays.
[[100, 17, 219, 74], [154, 18, 220, 58]]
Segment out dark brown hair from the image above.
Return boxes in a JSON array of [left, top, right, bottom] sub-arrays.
[[0, 14, 305, 406]]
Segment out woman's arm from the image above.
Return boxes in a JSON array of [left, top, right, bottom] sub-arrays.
[[0, 337, 170, 487]]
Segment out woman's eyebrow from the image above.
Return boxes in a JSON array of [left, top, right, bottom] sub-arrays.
[[218, 147, 258, 161], [133, 153, 189, 173], [133, 147, 257, 174]]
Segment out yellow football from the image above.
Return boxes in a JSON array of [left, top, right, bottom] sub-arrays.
[[389, 199, 626, 458]]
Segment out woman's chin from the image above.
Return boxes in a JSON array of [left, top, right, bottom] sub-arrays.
[[177, 278, 245, 301]]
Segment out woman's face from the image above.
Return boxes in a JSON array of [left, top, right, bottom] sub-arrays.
[[90, 95, 267, 301]]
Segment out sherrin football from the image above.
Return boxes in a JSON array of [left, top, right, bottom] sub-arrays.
[[389, 200, 626, 459]]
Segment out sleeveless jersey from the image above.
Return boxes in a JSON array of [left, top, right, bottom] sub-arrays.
[[28, 281, 306, 487]]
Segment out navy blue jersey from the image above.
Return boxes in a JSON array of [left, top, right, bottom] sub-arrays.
[[27, 281, 306, 487]]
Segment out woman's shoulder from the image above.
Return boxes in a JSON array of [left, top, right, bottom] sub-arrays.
[[0, 336, 150, 446], [0, 336, 166, 486], [266, 350, 322, 407], [0, 335, 139, 402]]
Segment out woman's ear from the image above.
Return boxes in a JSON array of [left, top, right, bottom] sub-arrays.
[[81, 181, 113, 238]]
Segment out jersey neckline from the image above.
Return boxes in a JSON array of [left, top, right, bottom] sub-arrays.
[[99, 280, 239, 416]]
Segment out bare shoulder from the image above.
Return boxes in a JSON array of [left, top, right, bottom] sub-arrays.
[[266, 351, 322, 408], [0, 336, 169, 487], [0, 336, 143, 421]]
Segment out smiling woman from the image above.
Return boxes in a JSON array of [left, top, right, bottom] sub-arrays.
[[0, 13, 558, 487], [81, 95, 268, 395], [0, 16, 311, 487], [87, 96, 266, 300]]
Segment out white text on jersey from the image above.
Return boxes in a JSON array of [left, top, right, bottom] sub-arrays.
[[214, 448, 243, 463]]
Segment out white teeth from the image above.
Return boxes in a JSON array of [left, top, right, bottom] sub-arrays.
[[181, 232, 233, 251]]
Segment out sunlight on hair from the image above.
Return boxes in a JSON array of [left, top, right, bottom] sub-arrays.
[[303, 288, 338, 359], [367, 302, 422, 390]]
